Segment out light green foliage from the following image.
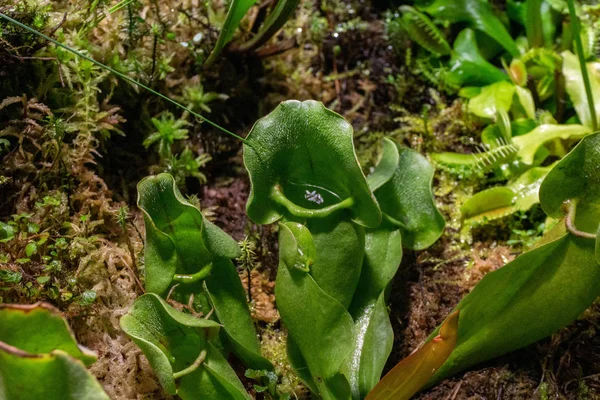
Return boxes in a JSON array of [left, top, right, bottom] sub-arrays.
[[120, 293, 250, 399], [421, 132, 600, 387], [0, 303, 109, 400], [421, 0, 519, 56], [562, 51, 600, 130], [399, 6, 451, 56], [143, 112, 189, 160], [461, 164, 553, 224]]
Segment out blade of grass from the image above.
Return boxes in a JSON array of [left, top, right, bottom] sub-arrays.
[[0, 12, 245, 142], [566, 0, 598, 131]]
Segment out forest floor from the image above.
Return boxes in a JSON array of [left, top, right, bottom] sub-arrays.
[[1, 1, 600, 399]]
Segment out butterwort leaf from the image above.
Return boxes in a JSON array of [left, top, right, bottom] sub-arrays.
[[0, 303, 109, 400], [372, 141, 445, 250], [120, 293, 251, 399], [243, 100, 381, 228]]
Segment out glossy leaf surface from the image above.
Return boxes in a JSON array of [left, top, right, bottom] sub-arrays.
[[422, 0, 519, 56], [461, 165, 553, 224], [137, 173, 240, 295], [205, 0, 258, 66], [120, 293, 251, 399], [540, 132, 600, 230], [447, 29, 508, 88], [137, 173, 267, 370], [428, 231, 600, 383], [346, 224, 403, 399], [366, 310, 459, 400], [373, 141, 445, 250], [0, 303, 109, 400], [243, 100, 381, 228], [512, 123, 591, 164], [275, 222, 354, 400], [468, 81, 515, 119], [562, 51, 600, 130]]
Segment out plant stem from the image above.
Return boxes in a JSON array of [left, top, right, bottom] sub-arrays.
[[172, 350, 207, 379], [0, 13, 246, 142], [564, 201, 597, 240], [566, 0, 598, 131]]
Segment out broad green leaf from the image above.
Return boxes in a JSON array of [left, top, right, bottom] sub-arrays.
[[0, 303, 109, 400], [468, 81, 515, 119], [205, 0, 258, 66], [515, 86, 536, 119], [365, 310, 459, 400], [346, 224, 403, 399], [461, 165, 553, 224], [373, 143, 445, 250], [526, 0, 544, 48], [307, 216, 365, 309], [422, 0, 519, 56], [238, 0, 300, 52], [120, 294, 251, 399], [204, 258, 273, 370], [539, 132, 600, 231], [400, 5, 451, 56], [137, 174, 266, 370], [366, 139, 399, 192], [427, 230, 600, 384], [512, 123, 591, 164], [562, 51, 600, 130], [276, 222, 354, 400], [137, 173, 240, 295], [446, 29, 509, 88], [243, 100, 381, 228]]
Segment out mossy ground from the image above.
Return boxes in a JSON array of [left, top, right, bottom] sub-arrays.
[[1, 1, 600, 399]]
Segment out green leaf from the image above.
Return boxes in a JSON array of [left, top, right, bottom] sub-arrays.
[[25, 242, 37, 257], [400, 5, 451, 56], [238, 0, 300, 52], [427, 231, 600, 384], [372, 142, 445, 250], [0, 303, 109, 400], [137, 173, 265, 370], [205, 0, 258, 66], [539, 132, 600, 231], [512, 123, 591, 165], [446, 29, 509, 88], [561, 51, 600, 130], [120, 294, 251, 399], [204, 258, 272, 370], [366, 310, 459, 400], [243, 100, 381, 228], [468, 81, 515, 119], [366, 139, 399, 192], [275, 222, 354, 400], [137, 173, 240, 295], [421, 0, 519, 56], [346, 224, 403, 399], [461, 164, 553, 224], [306, 216, 365, 309]]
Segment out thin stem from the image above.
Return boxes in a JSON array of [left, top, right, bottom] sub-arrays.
[[564, 200, 597, 240], [172, 350, 207, 379], [566, 0, 598, 131], [0, 13, 245, 142]]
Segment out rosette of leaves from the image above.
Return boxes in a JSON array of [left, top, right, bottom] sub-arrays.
[[120, 293, 251, 399], [243, 101, 444, 399], [136, 173, 271, 372], [407, 132, 600, 390], [0, 302, 109, 400]]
